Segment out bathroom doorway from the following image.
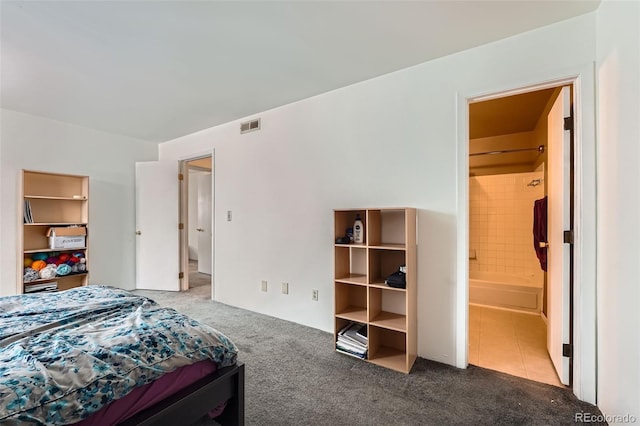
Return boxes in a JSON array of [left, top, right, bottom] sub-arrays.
[[467, 85, 572, 387]]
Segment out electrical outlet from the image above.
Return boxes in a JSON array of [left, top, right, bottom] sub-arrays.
[[227, 211, 232, 221], [312, 289, 319, 301], [281, 282, 289, 294], [261, 280, 267, 292]]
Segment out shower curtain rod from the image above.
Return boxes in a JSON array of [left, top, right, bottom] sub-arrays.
[[469, 145, 545, 157]]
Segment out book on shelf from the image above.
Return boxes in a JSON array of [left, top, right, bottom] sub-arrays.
[[336, 322, 368, 359], [337, 333, 366, 350], [356, 326, 367, 339], [335, 347, 367, 360], [24, 281, 58, 293], [336, 339, 366, 355], [338, 322, 368, 347], [23, 200, 33, 224]]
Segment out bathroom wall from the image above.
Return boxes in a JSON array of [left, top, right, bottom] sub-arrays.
[[469, 171, 545, 285]]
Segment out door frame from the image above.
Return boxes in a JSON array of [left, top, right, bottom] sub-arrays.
[[455, 64, 597, 404], [179, 152, 214, 300]]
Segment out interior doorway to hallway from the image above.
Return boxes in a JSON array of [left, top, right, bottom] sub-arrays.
[[180, 156, 213, 298], [467, 84, 573, 387]]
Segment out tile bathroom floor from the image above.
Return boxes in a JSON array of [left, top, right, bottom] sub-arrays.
[[469, 304, 563, 387]]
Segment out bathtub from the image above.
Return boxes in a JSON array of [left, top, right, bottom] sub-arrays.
[[469, 271, 543, 314]]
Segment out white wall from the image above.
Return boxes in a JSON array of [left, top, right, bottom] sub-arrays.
[[159, 13, 597, 367], [596, 0, 640, 422], [0, 109, 158, 296]]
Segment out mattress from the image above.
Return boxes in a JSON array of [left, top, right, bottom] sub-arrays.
[[74, 359, 222, 425], [0, 286, 237, 425]]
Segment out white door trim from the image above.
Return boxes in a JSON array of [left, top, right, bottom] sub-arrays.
[[455, 63, 597, 404]]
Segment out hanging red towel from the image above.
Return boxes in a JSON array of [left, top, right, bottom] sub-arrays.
[[533, 196, 548, 271]]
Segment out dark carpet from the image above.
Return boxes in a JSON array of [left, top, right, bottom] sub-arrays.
[[133, 282, 604, 426]]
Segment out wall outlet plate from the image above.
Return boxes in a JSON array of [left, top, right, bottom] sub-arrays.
[[261, 280, 267, 292], [312, 289, 319, 301], [281, 282, 288, 294]]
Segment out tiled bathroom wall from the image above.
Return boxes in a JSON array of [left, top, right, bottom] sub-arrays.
[[469, 171, 545, 282]]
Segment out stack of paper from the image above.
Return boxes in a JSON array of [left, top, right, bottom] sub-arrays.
[[24, 282, 58, 293], [336, 322, 368, 359]]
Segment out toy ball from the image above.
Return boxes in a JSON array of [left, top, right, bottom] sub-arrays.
[[56, 264, 72, 276], [39, 264, 57, 279], [46, 257, 60, 265], [70, 256, 80, 263], [31, 260, 47, 271], [59, 253, 71, 262], [24, 258, 33, 267], [24, 267, 39, 282], [32, 253, 48, 261]]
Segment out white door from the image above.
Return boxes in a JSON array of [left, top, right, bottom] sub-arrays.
[[547, 86, 571, 385], [197, 173, 212, 275], [135, 160, 180, 291]]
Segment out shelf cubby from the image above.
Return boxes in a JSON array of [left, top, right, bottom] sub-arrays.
[[334, 246, 367, 283], [24, 171, 88, 199], [367, 209, 407, 247], [335, 282, 368, 323], [368, 326, 409, 372], [369, 287, 407, 332], [368, 249, 406, 286], [27, 198, 87, 224], [334, 209, 367, 245]]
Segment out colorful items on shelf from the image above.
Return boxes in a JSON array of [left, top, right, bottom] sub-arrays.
[[23, 251, 86, 282], [39, 264, 57, 279], [31, 260, 47, 271], [23, 268, 39, 283], [32, 253, 48, 261], [56, 264, 72, 276]]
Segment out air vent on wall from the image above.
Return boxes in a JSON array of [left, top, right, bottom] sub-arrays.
[[240, 118, 261, 134]]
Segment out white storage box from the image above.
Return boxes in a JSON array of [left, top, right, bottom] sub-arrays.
[[47, 227, 86, 249]]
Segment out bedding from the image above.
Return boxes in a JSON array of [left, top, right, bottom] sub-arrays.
[[0, 286, 238, 425]]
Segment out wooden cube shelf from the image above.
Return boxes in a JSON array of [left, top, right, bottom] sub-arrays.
[[333, 208, 416, 373]]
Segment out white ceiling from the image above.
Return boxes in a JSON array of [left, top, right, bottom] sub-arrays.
[[1, 0, 600, 142]]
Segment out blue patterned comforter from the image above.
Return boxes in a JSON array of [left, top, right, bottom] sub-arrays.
[[0, 286, 237, 425]]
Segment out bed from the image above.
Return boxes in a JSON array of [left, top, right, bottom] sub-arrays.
[[0, 286, 244, 425]]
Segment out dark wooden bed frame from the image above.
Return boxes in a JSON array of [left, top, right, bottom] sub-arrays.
[[119, 362, 245, 426]]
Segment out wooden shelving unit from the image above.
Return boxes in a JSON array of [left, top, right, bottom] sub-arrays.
[[333, 208, 417, 373], [19, 170, 89, 294]]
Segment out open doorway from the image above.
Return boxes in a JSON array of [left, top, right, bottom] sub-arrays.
[[180, 156, 213, 298], [467, 85, 572, 387]]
